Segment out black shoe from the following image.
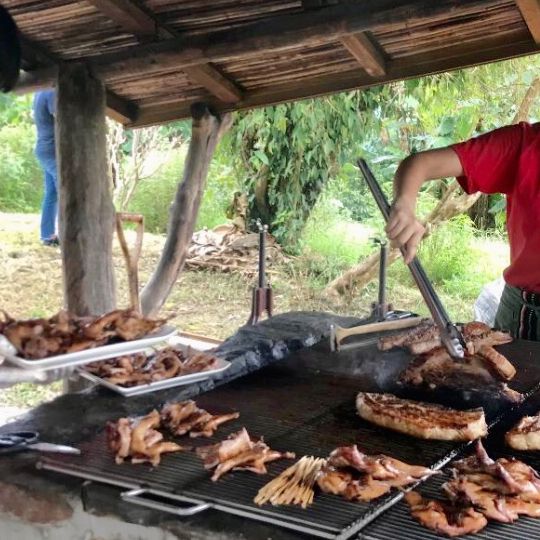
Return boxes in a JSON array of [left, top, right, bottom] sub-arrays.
[[42, 237, 60, 247]]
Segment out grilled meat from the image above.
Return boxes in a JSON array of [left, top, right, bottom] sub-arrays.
[[378, 320, 438, 352], [85, 348, 220, 388], [506, 414, 540, 450], [328, 445, 436, 486], [409, 442, 540, 536], [1, 308, 166, 360], [161, 400, 239, 438], [317, 445, 434, 503], [356, 392, 488, 441], [196, 428, 294, 482], [398, 346, 522, 404], [107, 410, 184, 466], [405, 491, 488, 537], [379, 320, 512, 356]]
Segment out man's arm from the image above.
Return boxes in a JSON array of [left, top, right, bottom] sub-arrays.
[[387, 147, 463, 263]]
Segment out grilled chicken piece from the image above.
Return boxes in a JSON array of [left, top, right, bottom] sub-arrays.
[[343, 476, 391, 501], [196, 428, 253, 469], [443, 476, 519, 523], [316, 465, 391, 501], [107, 410, 184, 466], [196, 428, 294, 481], [316, 467, 353, 495], [190, 412, 241, 438], [506, 414, 540, 451], [405, 491, 488, 537], [453, 441, 540, 497], [328, 446, 436, 485], [357, 392, 488, 441]]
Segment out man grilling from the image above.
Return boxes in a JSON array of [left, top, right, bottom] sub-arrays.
[[387, 122, 540, 340]]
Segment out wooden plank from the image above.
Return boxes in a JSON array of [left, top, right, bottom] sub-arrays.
[[85, 0, 496, 81], [128, 30, 537, 127], [57, 64, 117, 316], [183, 64, 243, 103], [86, 0, 164, 37], [516, 0, 540, 43], [340, 32, 386, 77]]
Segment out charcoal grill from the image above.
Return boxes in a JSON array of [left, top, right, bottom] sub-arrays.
[[39, 337, 540, 539]]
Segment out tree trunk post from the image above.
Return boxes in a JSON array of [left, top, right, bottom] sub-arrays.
[[140, 103, 232, 317], [57, 64, 116, 316]]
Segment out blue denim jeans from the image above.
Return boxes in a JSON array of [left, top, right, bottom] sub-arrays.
[[35, 144, 58, 241]]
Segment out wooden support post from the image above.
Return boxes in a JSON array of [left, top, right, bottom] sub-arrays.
[[140, 103, 232, 317], [57, 64, 117, 316]]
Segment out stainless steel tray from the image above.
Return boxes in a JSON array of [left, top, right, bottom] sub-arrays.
[[77, 356, 231, 397], [0, 325, 177, 371]]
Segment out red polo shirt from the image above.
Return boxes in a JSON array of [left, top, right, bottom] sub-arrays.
[[452, 122, 540, 293]]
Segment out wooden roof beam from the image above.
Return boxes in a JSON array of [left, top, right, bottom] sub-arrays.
[[183, 64, 243, 103], [86, 0, 166, 38], [340, 32, 386, 77], [88, 0, 242, 102], [128, 30, 537, 128], [516, 0, 540, 43], [79, 0, 496, 82]]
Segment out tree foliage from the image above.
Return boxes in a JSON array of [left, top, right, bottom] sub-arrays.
[[228, 94, 367, 247]]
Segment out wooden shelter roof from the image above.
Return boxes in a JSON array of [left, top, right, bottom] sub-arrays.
[[6, 0, 540, 127]]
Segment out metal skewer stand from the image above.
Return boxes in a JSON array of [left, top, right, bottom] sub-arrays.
[[246, 220, 273, 325]]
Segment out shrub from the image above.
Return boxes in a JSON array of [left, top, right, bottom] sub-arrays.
[[0, 123, 42, 212]]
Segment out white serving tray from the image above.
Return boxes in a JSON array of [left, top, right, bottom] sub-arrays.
[[0, 325, 177, 371], [77, 356, 230, 397]]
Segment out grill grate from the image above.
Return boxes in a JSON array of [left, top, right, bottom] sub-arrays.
[[40, 338, 540, 539]]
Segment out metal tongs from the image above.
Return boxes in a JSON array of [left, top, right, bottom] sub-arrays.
[[358, 159, 466, 359]]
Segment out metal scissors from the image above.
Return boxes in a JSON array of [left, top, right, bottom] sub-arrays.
[[0, 431, 81, 455]]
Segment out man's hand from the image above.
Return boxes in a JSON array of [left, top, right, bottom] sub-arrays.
[[386, 198, 425, 264]]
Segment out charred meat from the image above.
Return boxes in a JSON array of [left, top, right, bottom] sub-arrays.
[[356, 392, 488, 441]]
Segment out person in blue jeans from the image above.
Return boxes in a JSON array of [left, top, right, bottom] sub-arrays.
[[33, 90, 59, 246]]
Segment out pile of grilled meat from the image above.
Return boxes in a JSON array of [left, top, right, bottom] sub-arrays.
[[86, 347, 219, 387], [0, 308, 166, 359], [406, 441, 540, 537], [107, 400, 295, 481], [379, 320, 522, 404], [317, 445, 436, 502]]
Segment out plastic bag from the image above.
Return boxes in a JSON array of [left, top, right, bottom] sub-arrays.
[[474, 278, 505, 326]]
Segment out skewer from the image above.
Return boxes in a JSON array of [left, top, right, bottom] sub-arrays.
[[254, 456, 326, 508]]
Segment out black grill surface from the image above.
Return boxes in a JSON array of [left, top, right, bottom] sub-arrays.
[[39, 338, 540, 539]]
